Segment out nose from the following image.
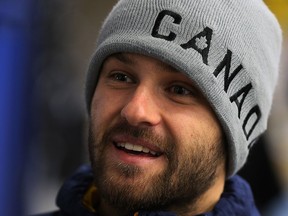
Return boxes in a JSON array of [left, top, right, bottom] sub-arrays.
[[121, 87, 161, 127]]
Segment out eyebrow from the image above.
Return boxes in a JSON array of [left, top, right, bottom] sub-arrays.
[[112, 53, 135, 65], [111, 53, 180, 74]]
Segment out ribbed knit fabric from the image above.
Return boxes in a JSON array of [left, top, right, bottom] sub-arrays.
[[86, 0, 282, 176]]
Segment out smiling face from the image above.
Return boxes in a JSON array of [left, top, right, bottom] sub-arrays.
[[89, 53, 226, 214]]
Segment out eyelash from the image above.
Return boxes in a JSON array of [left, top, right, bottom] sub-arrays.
[[109, 72, 134, 83], [169, 85, 193, 96]]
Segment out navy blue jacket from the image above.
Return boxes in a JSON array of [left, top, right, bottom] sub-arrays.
[[35, 165, 260, 216]]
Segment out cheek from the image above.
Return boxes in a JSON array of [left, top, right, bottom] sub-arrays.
[[91, 89, 113, 129], [166, 108, 222, 147], [91, 94, 105, 125], [90, 87, 126, 131]]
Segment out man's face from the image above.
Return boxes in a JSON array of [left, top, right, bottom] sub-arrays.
[[89, 53, 226, 212]]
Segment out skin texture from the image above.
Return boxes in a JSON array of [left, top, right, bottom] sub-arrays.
[[89, 53, 226, 216]]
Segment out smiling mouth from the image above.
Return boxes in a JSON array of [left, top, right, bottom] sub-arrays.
[[113, 142, 162, 157]]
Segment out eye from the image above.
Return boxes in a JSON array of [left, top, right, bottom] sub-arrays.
[[169, 85, 192, 96], [110, 72, 134, 83], [166, 83, 200, 104]]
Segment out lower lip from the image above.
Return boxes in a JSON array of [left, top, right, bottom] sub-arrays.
[[109, 143, 163, 166]]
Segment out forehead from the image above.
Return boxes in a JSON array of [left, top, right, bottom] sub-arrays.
[[104, 52, 181, 74]]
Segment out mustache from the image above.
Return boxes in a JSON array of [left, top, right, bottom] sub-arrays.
[[101, 120, 176, 156]]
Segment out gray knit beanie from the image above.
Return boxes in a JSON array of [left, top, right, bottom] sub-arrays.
[[86, 0, 282, 176]]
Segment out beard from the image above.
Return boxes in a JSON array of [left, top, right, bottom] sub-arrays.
[[88, 120, 225, 213]]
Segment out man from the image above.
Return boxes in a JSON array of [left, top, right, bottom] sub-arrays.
[[37, 0, 282, 215]]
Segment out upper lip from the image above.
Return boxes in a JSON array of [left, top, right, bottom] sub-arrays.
[[112, 134, 163, 155]]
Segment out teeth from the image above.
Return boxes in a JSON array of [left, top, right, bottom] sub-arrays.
[[116, 142, 158, 156], [133, 145, 143, 152], [125, 143, 134, 150], [142, 147, 150, 153]]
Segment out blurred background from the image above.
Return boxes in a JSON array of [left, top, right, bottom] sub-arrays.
[[0, 0, 287, 215]]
